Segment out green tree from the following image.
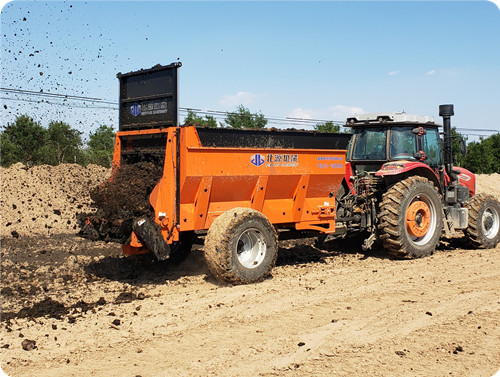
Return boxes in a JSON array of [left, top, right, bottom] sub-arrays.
[[86, 125, 116, 168], [224, 105, 267, 129], [39, 121, 84, 165], [463, 134, 500, 174], [450, 127, 467, 167], [0, 115, 46, 167], [184, 110, 218, 128], [314, 121, 341, 133]]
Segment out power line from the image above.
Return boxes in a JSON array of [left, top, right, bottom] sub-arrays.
[[1, 88, 499, 133], [0, 87, 116, 103], [455, 128, 499, 132], [0, 88, 341, 125], [0, 96, 118, 110]]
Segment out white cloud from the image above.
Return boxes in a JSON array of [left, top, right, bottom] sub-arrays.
[[426, 70, 436, 75], [219, 91, 262, 107], [287, 105, 364, 123], [388, 70, 400, 76], [288, 107, 314, 120], [328, 105, 365, 120]]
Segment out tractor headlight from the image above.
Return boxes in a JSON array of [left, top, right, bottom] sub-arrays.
[[381, 163, 405, 171]]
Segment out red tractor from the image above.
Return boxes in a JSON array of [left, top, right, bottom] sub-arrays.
[[331, 104, 500, 257]]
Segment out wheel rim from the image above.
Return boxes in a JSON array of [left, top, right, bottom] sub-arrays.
[[482, 206, 500, 240], [236, 228, 267, 269], [406, 201, 431, 238], [405, 193, 437, 246]]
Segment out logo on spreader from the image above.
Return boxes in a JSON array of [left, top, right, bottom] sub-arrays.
[[250, 154, 265, 167], [130, 103, 141, 116]]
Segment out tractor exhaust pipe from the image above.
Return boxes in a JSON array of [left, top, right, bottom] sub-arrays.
[[439, 104, 457, 182]]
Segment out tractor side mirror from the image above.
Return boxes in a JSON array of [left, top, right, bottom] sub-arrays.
[[412, 127, 426, 135], [459, 138, 467, 155], [413, 151, 428, 161]]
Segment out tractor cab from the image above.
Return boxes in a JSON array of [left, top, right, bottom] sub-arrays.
[[345, 112, 442, 174]]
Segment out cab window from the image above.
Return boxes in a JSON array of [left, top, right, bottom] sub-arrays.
[[422, 128, 442, 167], [389, 127, 417, 160], [351, 128, 386, 160]]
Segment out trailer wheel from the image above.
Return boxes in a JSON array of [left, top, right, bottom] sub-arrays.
[[204, 208, 278, 285], [465, 194, 500, 249], [378, 176, 442, 258]]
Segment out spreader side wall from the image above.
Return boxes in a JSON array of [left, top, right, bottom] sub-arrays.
[[170, 127, 347, 234]]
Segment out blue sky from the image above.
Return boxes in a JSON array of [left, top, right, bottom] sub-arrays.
[[1, 1, 499, 141]]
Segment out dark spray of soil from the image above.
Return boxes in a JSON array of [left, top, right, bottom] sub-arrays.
[[79, 162, 164, 242]]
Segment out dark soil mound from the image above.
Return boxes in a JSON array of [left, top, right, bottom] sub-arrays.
[[90, 162, 163, 220], [80, 162, 163, 242]]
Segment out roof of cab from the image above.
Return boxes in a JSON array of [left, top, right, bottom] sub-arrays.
[[345, 112, 441, 127]]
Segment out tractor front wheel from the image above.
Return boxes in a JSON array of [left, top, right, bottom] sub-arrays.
[[378, 176, 443, 258], [465, 194, 500, 249]]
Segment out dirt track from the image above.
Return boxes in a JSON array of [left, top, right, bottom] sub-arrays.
[[1, 165, 499, 376]]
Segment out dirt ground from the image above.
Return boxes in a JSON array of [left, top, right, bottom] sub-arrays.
[[1, 165, 499, 377]]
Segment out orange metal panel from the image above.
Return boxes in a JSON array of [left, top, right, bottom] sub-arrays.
[[122, 126, 348, 246], [291, 175, 310, 222], [148, 127, 179, 242], [193, 176, 213, 229], [250, 176, 268, 212], [112, 134, 121, 169]]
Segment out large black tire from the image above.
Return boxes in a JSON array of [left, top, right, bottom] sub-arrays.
[[465, 194, 500, 249], [204, 208, 278, 285], [378, 176, 443, 258]]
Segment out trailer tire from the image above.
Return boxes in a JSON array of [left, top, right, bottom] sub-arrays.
[[204, 208, 278, 285], [465, 194, 500, 249], [378, 176, 442, 258]]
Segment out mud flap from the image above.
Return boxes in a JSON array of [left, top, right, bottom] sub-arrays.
[[132, 217, 171, 261]]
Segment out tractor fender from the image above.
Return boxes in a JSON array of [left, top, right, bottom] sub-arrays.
[[452, 167, 476, 197], [375, 161, 441, 193]]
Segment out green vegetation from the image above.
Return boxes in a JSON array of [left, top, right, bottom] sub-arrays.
[[450, 127, 466, 167], [462, 133, 500, 174], [86, 125, 116, 168], [41, 121, 85, 165], [451, 128, 500, 174], [0, 115, 116, 168], [313, 121, 341, 133], [0, 115, 46, 167], [184, 110, 218, 128], [224, 105, 267, 129]]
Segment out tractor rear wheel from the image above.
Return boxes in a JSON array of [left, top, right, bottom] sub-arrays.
[[204, 208, 278, 285], [378, 176, 442, 258], [465, 194, 500, 249]]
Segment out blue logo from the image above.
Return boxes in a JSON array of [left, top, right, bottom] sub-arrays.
[[130, 103, 141, 116], [251, 154, 265, 167]]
